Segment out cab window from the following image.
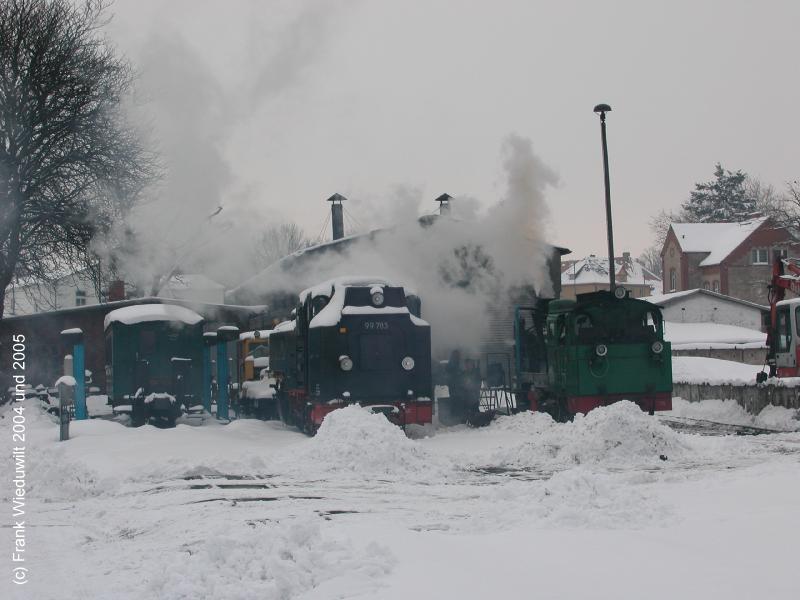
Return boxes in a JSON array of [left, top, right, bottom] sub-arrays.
[[778, 309, 791, 352], [795, 306, 800, 338]]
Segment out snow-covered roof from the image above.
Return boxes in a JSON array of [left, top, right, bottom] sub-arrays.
[[663, 321, 766, 348], [670, 218, 766, 266], [647, 288, 768, 311], [104, 304, 204, 329], [561, 255, 661, 288]]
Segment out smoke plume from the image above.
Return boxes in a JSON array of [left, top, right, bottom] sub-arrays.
[[238, 134, 558, 354]]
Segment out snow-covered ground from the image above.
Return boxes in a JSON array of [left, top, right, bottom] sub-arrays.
[[3, 400, 800, 600]]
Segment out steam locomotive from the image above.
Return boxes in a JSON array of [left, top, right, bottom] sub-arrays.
[[269, 276, 433, 433], [515, 287, 672, 420]]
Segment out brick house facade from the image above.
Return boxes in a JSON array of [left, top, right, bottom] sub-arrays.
[[661, 217, 800, 304]]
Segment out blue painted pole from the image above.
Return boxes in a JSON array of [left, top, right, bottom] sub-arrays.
[[217, 341, 229, 420], [202, 343, 212, 413], [73, 341, 87, 420]]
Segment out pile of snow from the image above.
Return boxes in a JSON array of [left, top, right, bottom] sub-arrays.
[[299, 405, 446, 478], [488, 401, 691, 469], [669, 397, 800, 432], [241, 380, 274, 400], [672, 356, 764, 385], [664, 321, 765, 349], [86, 394, 113, 417], [148, 520, 393, 600]]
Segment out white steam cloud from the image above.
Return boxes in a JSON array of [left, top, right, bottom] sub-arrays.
[[239, 134, 558, 354]]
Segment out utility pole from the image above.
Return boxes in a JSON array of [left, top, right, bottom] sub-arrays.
[[594, 103, 616, 292]]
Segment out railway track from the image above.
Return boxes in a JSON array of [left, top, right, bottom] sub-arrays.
[[658, 415, 784, 436]]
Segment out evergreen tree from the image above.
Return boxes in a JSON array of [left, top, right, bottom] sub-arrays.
[[681, 164, 756, 222]]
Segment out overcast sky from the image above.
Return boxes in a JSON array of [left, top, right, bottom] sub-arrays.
[[107, 0, 800, 260]]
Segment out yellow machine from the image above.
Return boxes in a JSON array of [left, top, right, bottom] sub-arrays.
[[236, 330, 275, 418], [239, 330, 271, 381]]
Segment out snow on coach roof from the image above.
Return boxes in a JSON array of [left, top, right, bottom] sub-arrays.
[[671, 218, 765, 266], [104, 304, 204, 329]]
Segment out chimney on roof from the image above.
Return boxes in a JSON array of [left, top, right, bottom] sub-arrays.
[[327, 193, 346, 240], [435, 193, 452, 216], [622, 251, 630, 262], [108, 280, 125, 302]]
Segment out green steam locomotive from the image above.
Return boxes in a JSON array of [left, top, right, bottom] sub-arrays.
[[515, 287, 672, 420]]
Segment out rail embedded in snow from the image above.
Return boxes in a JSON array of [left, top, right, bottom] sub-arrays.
[[104, 304, 204, 329]]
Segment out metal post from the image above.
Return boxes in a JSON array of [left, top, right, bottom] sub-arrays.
[[594, 103, 616, 292], [217, 341, 229, 420], [202, 343, 212, 413], [73, 341, 87, 420]]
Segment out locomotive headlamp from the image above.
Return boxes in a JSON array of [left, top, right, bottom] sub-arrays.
[[595, 344, 608, 357], [371, 291, 384, 306], [339, 355, 354, 371], [401, 356, 415, 371], [651, 341, 664, 354], [613, 286, 627, 300]]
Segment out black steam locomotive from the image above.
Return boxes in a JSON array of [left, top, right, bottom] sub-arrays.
[[269, 277, 433, 433]]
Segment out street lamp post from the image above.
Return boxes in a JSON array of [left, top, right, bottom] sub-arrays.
[[594, 103, 616, 293]]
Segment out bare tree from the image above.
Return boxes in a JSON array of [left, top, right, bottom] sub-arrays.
[[252, 222, 311, 267], [637, 246, 663, 279], [0, 0, 155, 319], [754, 180, 800, 234]]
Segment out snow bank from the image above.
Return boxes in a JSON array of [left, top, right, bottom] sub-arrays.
[[672, 356, 764, 385], [299, 405, 447, 478], [104, 303, 203, 329], [148, 520, 393, 600], [669, 397, 800, 432], [488, 401, 691, 469]]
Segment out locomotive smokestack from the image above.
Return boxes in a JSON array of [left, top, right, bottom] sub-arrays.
[[435, 193, 452, 216], [327, 193, 346, 240]]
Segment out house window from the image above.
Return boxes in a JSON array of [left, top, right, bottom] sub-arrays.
[[776, 248, 788, 260], [75, 290, 87, 306], [669, 269, 677, 291], [751, 248, 769, 265], [703, 281, 710, 290], [713, 280, 719, 293]]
